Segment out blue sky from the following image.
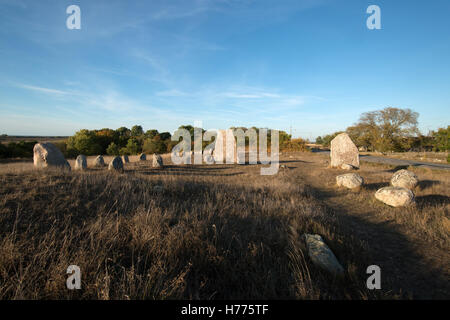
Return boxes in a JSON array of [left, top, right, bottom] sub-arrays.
[[0, 0, 449, 139]]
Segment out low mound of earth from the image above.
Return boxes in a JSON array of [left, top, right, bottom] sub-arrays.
[[0, 152, 448, 299]]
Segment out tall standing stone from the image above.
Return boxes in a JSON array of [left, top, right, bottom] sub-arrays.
[[93, 155, 105, 167], [153, 153, 163, 168], [213, 129, 236, 164], [33, 143, 71, 170], [330, 133, 359, 169], [108, 156, 124, 172], [74, 155, 87, 170]]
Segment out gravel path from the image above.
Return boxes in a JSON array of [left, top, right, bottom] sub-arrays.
[[315, 151, 450, 170]]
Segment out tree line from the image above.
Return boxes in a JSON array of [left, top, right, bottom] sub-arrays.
[[316, 107, 449, 153], [0, 126, 306, 159]]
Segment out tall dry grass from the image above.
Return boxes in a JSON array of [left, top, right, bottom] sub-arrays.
[[0, 159, 382, 300]]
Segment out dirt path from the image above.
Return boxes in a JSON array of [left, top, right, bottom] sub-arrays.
[[289, 155, 450, 299]]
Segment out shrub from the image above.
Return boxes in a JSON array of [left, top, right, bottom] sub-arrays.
[[66, 130, 103, 156], [125, 137, 141, 155], [143, 137, 167, 154], [106, 142, 120, 156], [0, 143, 10, 158], [280, 138, 308, 152]]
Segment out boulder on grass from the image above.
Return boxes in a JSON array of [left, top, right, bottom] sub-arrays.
[[336, 173, 364, 189], [74, 155, 87, 170], [93, 155, 105, 167], [340, 163, 355, 170], [33, 143, 71, 170], [330, 133, 359, 169], [153, 154, 163, 168], [139, 153, 146, 161], [304, 234, 344, 276], [375, 186, 415, 207], [122, 155, 129, 164], [108, 156, 124, 172], [391, 169, 418, 190]]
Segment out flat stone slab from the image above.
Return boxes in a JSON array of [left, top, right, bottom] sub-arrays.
[[375, 186, 415, 207], [391, 169, 418, 190]]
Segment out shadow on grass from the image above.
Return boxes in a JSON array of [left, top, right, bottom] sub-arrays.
[[363, 182, 390, 191], [417, 180, 441, 190], [415, 194, 450, 208], [384, 165, 409, 173], [126, 165, 245, 177], [305, 183, 450, 299]]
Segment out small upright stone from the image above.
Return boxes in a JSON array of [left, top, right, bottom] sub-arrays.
[[304, 234, 345, 276], [108, 156, 124, 172], [375, 186, 415, 207], [74, 155, 87, 170], [139, 153, 146, 161], [330, 133, 359, 169], [391, 169, 418, 190], [153, 153, 163, 168], [33, 143, 71, 170], [122, 155, 129, 164], [93, 155, 105, 167], [336, 173, 364, 189]]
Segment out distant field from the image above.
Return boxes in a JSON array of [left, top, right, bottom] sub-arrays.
[[0, 136, 68, 144], [0, 152, 448, 299]]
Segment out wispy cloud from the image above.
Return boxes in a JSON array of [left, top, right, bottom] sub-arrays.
[[13, 83, 70, 96], [156, 89, 189, 97], [221, 92, 280, 99]]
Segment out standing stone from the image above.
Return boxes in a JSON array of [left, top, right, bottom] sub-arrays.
[[122, 155, 129, 164], [213, 129, 236, 164], [139, 153, 146, 161], [336, 173, 364, 189], [304, 234, 345, 276], [153, 154, 163, 168], [330, 133, 359, 169], [375, 186, 415, 207], [33, 143, 71, 170], [181, 151, 191, 164], [74, 155, 87, 170], [93, 155, 105, 167], [390, 169, 418, 190], [204, 148, 214, 164], [108, 156, 124, 172]]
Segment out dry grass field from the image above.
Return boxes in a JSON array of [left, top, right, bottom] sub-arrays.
[[0, 152, 448, 299]]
